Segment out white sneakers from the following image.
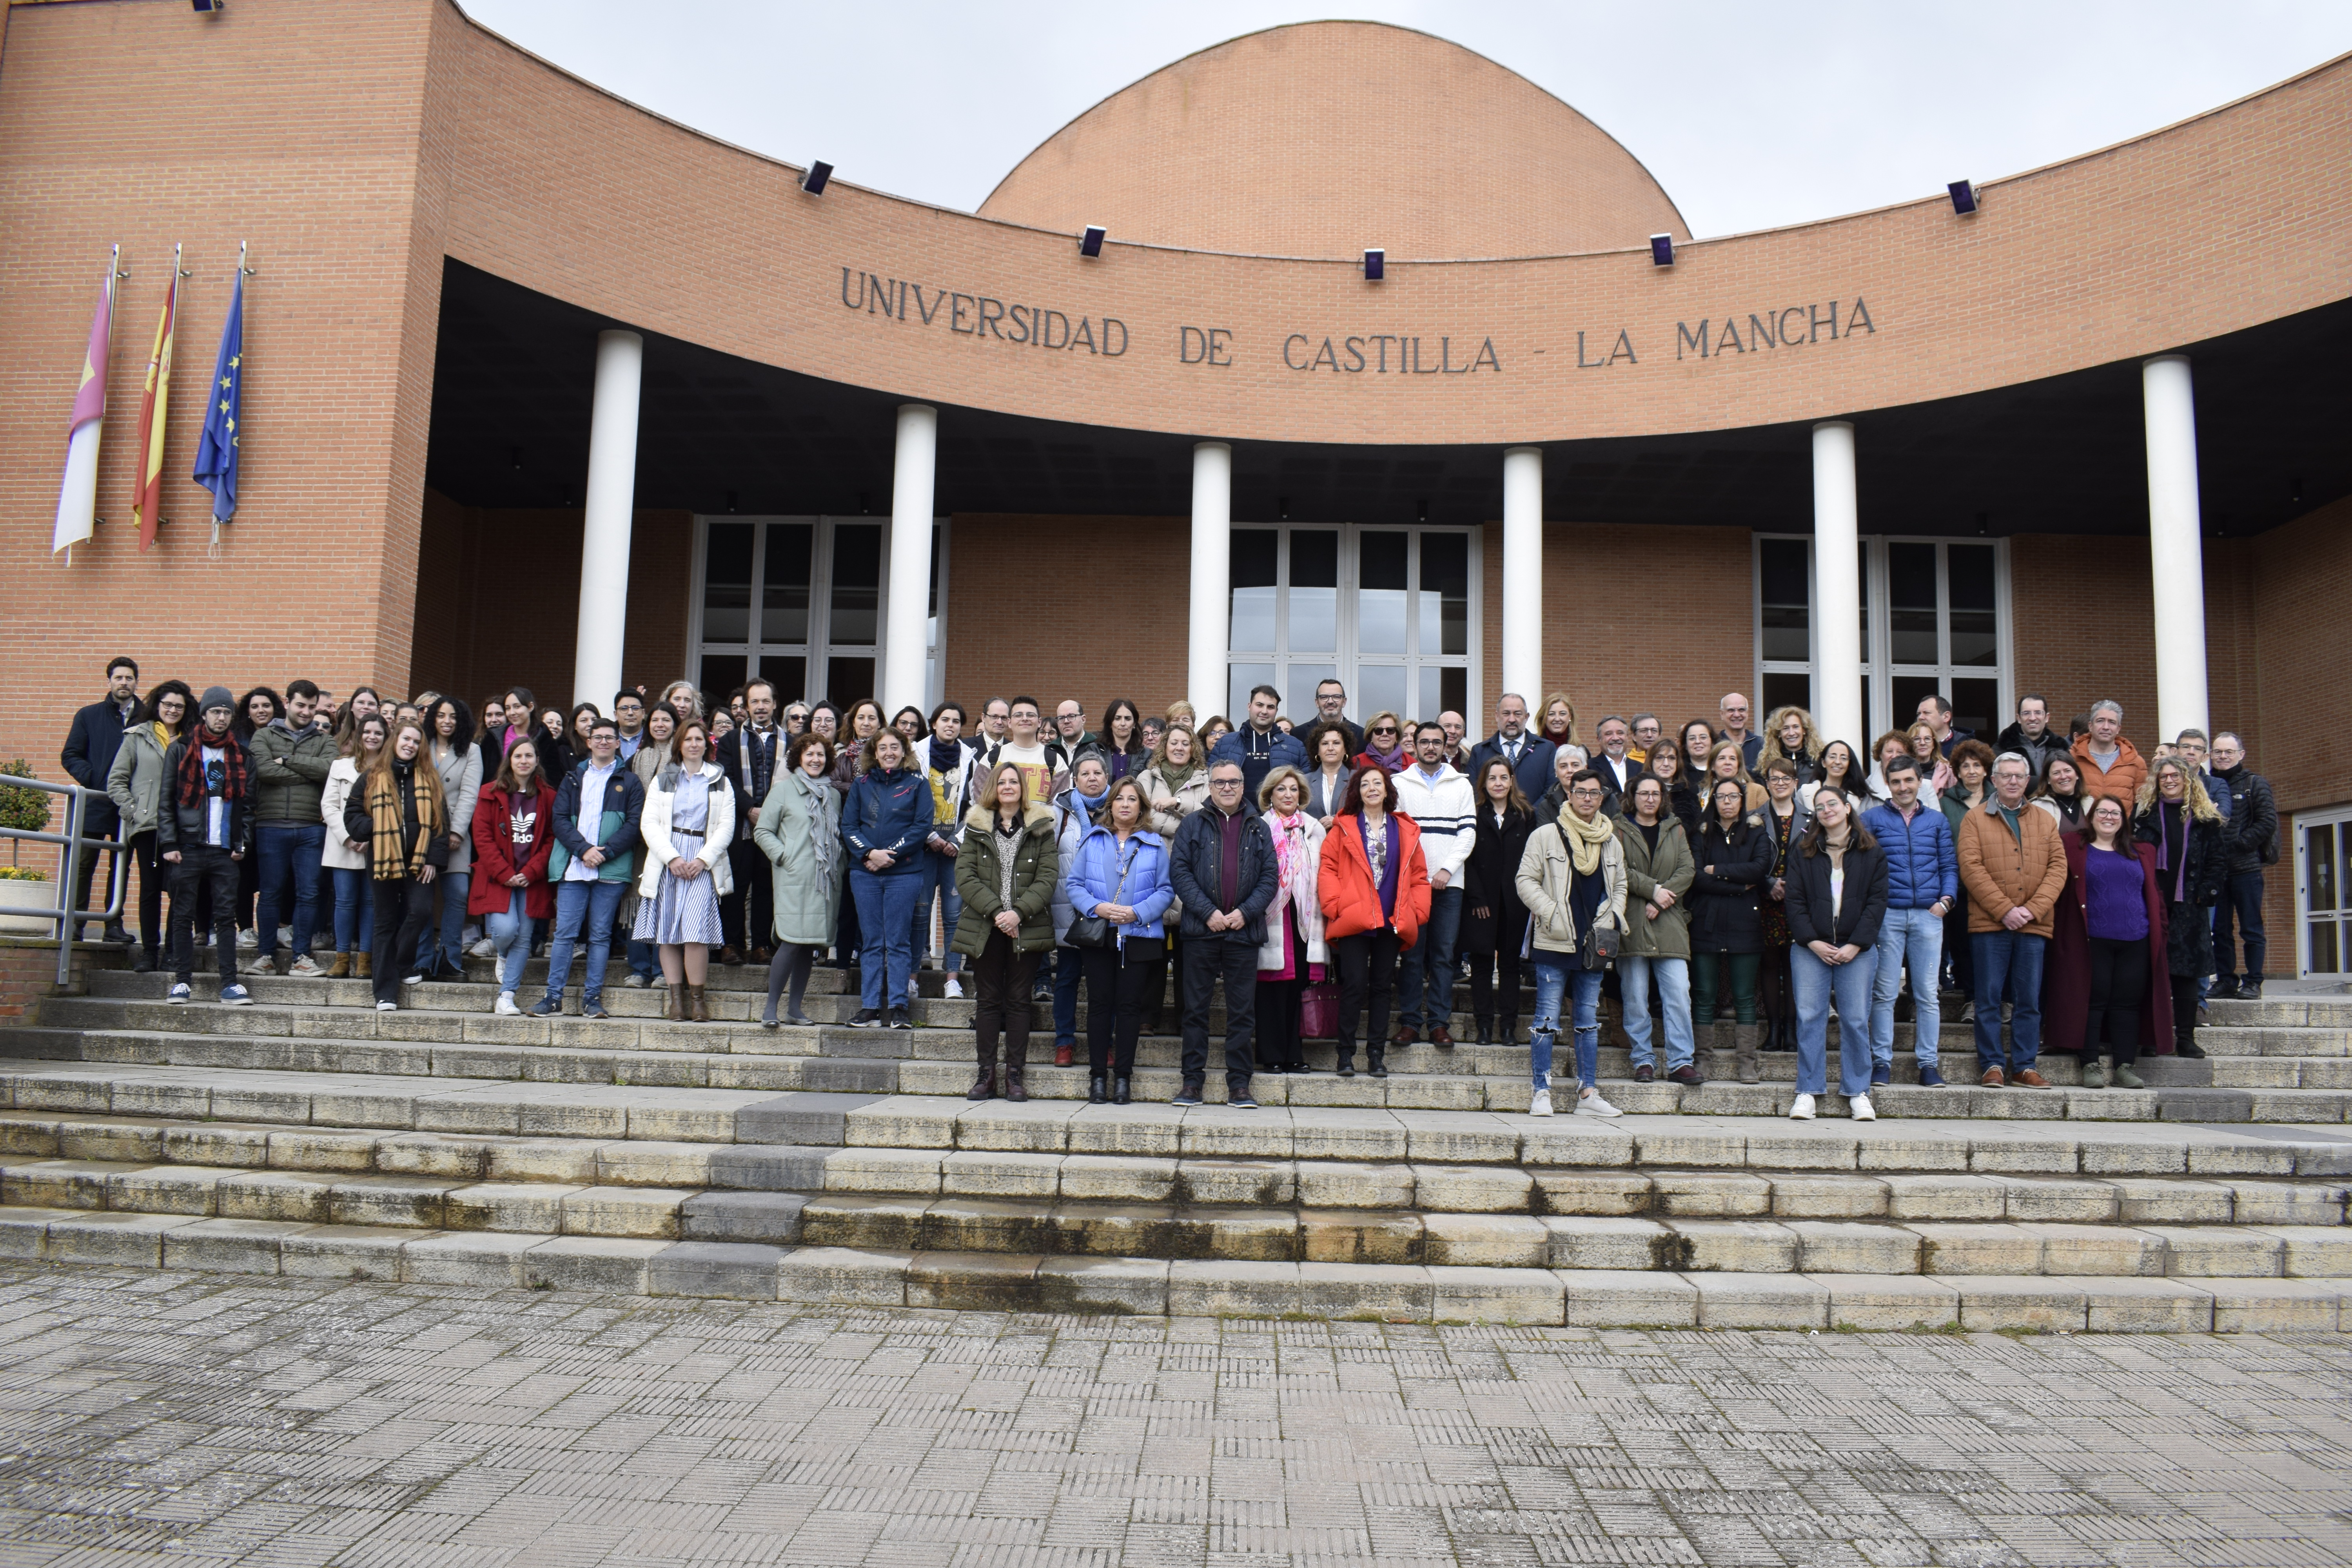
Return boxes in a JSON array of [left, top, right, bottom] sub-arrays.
[[374, 999, 397, 1013], [943, 976, 964, 999], [236, 927, 258, 951], [1528, 1089, 1553, 1117], [288, 954, 323, 978], [468, 938, 499, 960], [1851, 1094, 1877, 1121], [1789, 1093, 1817, 1120], [494, 992, 520, 1016], [1575, 1090, 1622, 1118], [239, 954, 276, 976]]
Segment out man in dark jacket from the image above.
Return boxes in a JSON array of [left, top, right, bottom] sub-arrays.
[[156, 687, 254, 1006], [60, 656, 142, 945], [247, 678, 337, 977], [535, 719, 646, 1019], [714, 678, 782, 965], [1994, 694, 2065, 786], [1469, 693, 1556, 806], [1167, 760, 1279, 1108], [2209, 732, 2276, 998], [1209, 685, 1307, 804]]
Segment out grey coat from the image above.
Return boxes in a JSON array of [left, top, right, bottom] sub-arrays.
[[105, 723, 172, 837], [432, 744, 483, 873], [753, 769, 844, 947]]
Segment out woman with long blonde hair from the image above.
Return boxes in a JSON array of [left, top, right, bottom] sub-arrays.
[[2132, 755, 2226, 1058], [345, 717, 449, 1011]]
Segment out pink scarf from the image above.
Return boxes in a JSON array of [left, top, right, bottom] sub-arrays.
[[1269, 809, 1309, 893]]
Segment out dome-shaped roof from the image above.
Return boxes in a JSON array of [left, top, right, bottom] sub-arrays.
[[978, 21, 1687, 260]]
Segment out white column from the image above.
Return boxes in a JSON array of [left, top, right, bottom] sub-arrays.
[[1501, 446, 1544, 709], [1810, 421, 1865, 753], [2143, 356, 2210, 740], [1187, 441, 1231, 721], [573, 330, 643, 711], [883, 403, 938, 718]]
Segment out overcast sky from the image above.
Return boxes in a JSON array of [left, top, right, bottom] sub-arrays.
[[461, 1, 2350, 240]]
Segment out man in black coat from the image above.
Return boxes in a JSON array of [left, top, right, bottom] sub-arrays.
[[60, 656, 142, 945], [2209, 731, 2278, 999], [713, 678, 782, 965], [1167, 759, 1279, 1109]]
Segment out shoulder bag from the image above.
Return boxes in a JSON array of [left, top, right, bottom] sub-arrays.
[[1065, 840, 1139, 949], [1554, 821, 1620, 967]]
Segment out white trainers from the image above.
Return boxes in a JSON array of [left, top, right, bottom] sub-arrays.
[[943, 976, 964, 999], [288, 955, 323, 978], [1789, 1093, 1817, 1120], [1851, 1094, 1877, 1122], [468, 938, 498, 961], [375, 999, 397, 1013], [494, 991, 520, 1016], [1528, 1088, 1553, 1117], [236, 927, 258, 951], [1575, 1090, 1622, 1118], [239, 953, 278, 976]]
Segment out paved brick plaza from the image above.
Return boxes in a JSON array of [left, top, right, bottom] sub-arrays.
[[2, 1263, 2348, 1566]]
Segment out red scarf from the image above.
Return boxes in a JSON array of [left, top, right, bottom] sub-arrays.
[[175, 726, 248, 808]]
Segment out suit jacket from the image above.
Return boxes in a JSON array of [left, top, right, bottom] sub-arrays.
[[1467, 731, 1555, 806]]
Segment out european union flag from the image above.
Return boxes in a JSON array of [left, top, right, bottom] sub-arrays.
[[193, 272, 242, 524]]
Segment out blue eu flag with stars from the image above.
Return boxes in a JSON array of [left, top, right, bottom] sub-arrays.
[[193, 272, 243, 524]]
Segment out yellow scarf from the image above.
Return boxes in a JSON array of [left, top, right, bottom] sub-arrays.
[[1556, 803, 1615, 876]]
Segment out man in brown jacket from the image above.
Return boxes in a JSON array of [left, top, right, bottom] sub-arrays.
[[1957, 751, 2069, 1087]]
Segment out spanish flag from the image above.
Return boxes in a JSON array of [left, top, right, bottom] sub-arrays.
[[132, 255, 177, 550]]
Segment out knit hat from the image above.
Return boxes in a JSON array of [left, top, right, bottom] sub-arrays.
[[199, 686, 235, 716]]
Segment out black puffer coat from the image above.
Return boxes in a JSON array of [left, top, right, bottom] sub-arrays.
[[2134, 802, 2227, 977], [1689, 816, 1773, 954]]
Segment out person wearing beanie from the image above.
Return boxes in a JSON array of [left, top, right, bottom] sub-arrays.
[[157, 688, 256, 1005]]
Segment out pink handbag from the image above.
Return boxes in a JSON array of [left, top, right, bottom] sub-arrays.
[[1300, 980, 1339, 1039]]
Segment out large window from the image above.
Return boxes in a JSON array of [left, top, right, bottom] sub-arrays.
[[2298, 807, 2352, 978], [1755, 535, 2011, 743], [1225, 525, 1478, 727], [690, 516, 946, 709]]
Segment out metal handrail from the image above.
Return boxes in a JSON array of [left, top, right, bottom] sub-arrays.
[[0, 776, 128, 987]]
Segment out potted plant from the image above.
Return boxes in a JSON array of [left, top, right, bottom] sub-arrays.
[[0, 762, 56, 935]]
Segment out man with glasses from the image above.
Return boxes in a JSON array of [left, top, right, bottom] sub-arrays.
[[1210, 685, 1305, 804], [971, 697, 1011, 765], [1956, 751, 2066, 1087], [2209, 731, 2276, 1000], [612, 691, 647, 762], [1047, 699, 1095, 779], [535, 718, 644, 1020], [1313, 679, 1363, 757], [1166, 761, 1279, 1108], [1470, 692, 1555, 805], [158, 687, 255, 1007]]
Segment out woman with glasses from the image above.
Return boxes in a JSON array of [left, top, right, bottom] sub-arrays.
[[1515, 770, 1626, 1117], [107, 680, 194, 974]]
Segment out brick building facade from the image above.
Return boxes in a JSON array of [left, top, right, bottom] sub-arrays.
[[0, 2, 2347, 973]]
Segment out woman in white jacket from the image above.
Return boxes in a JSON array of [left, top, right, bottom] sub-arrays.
[[1254, 766, 1328, 1073], [631, 719, 736, 1022], [319, 713, 388, 978]]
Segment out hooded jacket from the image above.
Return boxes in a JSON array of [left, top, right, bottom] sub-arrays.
[[1613, 811, 1694, 960], [2071, 732, 2148, 809], [1994, 721, 2066, 784]]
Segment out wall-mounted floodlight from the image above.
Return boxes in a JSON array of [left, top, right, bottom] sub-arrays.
[[1649, 234, 1675, 267], [1363, 248, 1385, 281], [1948, 180, 1978, 215], [801, 161, 833, 195], [1079, 225, 1106, 258]]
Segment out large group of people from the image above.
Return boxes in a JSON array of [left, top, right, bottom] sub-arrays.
[[60, 661, 2279, 1120]]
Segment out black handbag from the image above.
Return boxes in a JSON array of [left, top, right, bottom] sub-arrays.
[[1554, 821, 1621, 969], [1066, 842, 1138, 949]]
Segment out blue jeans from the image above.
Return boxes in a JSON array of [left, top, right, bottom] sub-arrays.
[[913, 851, 964, 974], [1792, 944, 1877, 1096], [433, 869, 471, 972], [1396, 885, 1462, 1031], [1971, 930, 2048, 1073], [850, 870, 921, 1012], [254, 822, 325, 960], [1871, 906, 1945, 1071], [545, 878, 626, 1007], [331, 866, 373, 955], [486, 888, 532, 995], [1618, 953, 1694, 1071], [1529, 955, 1604, 1091], [1053, 945, 1085, 1047]]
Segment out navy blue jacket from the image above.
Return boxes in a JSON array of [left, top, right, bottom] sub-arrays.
[[1468, 731, 1556, 806], [550, 760, 646, 879], [63, 694, 139, 824], [841, 764, 931, 875], [1861, 800, 1958, 910], [1209, 726, 1307, 804], [1167, 804, 1279, 944]]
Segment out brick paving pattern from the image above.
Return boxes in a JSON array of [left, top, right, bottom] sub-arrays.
[[2, 1262, 2350, 1566]]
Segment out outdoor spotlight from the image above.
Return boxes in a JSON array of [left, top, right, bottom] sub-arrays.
[[1078, 225, 1106, 258], [191, 0, 223, 11], [801, 161, 833, 195], [1363, 248, 1384, 281], [1948, 180, 1978, 215], [1649, 234, 1674, 267]]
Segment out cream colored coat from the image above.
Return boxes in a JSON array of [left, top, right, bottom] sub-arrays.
[[635, 762, 737, 899]]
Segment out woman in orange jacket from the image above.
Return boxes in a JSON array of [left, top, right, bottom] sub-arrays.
[[1318, 763, 1430, 1078]]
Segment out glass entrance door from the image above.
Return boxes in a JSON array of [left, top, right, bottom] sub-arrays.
[[2298, 807, 2352, 977]]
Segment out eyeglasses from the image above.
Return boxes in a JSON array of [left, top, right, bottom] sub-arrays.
[[1370, 726, 1397, 737], [1570, 787, 1603, 800], [1210, 777, 1244, 789]]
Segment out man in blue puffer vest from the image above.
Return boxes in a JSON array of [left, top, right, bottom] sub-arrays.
[[1861, 754, 1958, 1088]]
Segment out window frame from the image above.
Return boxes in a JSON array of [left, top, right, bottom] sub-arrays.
[[688, 515, 948, 710], [2295, 803, 2352, 979]]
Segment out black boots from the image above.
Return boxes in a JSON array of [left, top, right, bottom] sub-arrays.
[[1366, 1047, 1388, 1079], [1089, 1073, 1107, 1104], [1112, 1076, 1132, 1105]]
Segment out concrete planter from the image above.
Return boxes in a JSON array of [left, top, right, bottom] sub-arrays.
[[0, 876, 57, 936]]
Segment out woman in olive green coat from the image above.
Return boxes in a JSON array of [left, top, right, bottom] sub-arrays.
[[753, 733, 844, 1028], [1614, 773, 1701, 1085], [952, 762, 1060, 1101]]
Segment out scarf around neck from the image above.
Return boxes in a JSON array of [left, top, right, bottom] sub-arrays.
[[1555, 805, 1615, 876], [175, 726, 246, 808], [1361, 742, 1406, 771], [795, 769, 840, 882], [927, 735, 963, 775]]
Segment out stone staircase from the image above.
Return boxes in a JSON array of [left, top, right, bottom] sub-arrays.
[[4, 956, 2348, 1332]]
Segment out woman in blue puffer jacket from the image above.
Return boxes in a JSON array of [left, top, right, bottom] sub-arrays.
[[840, 728, 931, 1028], [1065, 774, 1175, 1105]]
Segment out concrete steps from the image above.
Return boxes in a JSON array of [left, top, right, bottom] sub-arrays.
[[7, 1208, 2348, 1332]]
